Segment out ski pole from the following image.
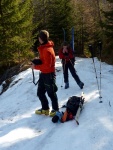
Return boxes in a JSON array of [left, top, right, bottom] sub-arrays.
[[61, 59, 66, 87], [71, 27, 74, 52], [89, 44, 100, 101], [32, 68, 39, 85], [69, 59, 74, 66], [62, 28, 66, 42], [98, 41, 102, 103]]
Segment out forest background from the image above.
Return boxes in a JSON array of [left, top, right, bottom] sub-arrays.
[[0, 0, 113, 85]]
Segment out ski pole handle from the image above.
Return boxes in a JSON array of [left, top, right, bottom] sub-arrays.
[[98, 41, 102, 52], [88, 44, 94, 58]]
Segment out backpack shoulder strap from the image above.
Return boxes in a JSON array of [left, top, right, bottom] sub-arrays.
[[75, 96, 85, 125]]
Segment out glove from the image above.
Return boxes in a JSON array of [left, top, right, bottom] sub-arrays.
[[63, 52, 69, 57], [31, 58, 42, 65]]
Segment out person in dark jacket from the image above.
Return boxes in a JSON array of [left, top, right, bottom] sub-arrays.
[[31, 30, 59, 117], [59, 41, 84, 89]]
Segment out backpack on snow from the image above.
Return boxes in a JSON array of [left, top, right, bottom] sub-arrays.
[[52, 95, 85, 125], [62, 95, 85, 125], [66, 96, 84, 115]]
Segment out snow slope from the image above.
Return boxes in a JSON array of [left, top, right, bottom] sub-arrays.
[[0, 56, 113, 150]]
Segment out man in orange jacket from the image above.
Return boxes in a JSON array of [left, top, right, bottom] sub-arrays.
[[31, 30, 59, 117]]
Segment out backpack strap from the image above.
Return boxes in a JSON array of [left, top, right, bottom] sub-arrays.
[[75, 104, 82, 125], [75, 96, 85, 125]]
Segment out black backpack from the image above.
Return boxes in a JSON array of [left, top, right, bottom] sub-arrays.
[[66, 96, 84, 116]]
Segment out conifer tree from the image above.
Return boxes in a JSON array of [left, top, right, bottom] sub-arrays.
[[0, 0, 34, 67], [103, 0, 113, 39], [32, 0, 74, 48], [47, 0, 74, 45]]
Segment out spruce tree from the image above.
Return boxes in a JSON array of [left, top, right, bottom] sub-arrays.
[[32, 0, 74, 49], [102, 1, 113, 41], [47, 0, 74, 45], [0, 0, 34, 67]]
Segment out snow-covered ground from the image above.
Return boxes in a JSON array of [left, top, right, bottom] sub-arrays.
[[0, 56, 113, 150]]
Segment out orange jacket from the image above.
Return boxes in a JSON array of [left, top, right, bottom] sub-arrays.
[[34, 41, 55, 73]]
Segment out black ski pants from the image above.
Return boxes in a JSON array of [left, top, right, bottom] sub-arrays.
[[37, 72, 59, 111], [62, 60, 81, 85]]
